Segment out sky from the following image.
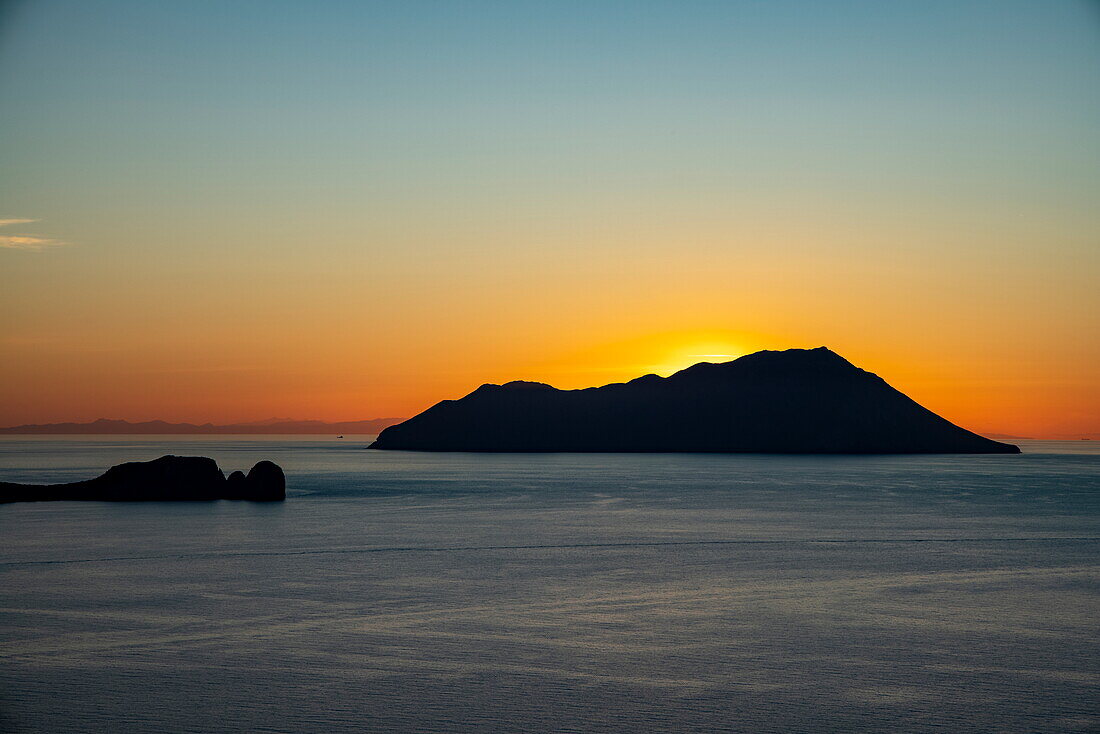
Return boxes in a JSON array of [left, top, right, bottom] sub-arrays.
[[1, 0, 1098, 437]]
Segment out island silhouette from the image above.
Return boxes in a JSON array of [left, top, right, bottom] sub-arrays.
[[0, 456, 286, 503], [370, 347, 1019, 454]]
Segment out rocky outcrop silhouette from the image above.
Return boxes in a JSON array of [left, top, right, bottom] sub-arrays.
[[370, 347, 1020, 454], [0, 455, 287, 503], [243, 461, 285, 501], [225, 470, 249, 498]]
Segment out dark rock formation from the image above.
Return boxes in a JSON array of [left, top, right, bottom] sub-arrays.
[[370, 347, 1020, 455], [0, 455, 287, 503], [243, 460, 286, 502], [225, 470, 248, 498], [221, 463, 285, 501]]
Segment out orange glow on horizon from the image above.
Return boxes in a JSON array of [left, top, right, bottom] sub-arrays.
[[2, 215, 1097, 439], [5, 322, 1094, 439]]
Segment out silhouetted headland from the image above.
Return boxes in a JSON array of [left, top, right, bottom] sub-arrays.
[[370, 347, 1020, 454], [0, 455, 286, 503]]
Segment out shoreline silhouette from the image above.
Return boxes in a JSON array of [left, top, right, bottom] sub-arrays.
[[0, 455, 286, 503]]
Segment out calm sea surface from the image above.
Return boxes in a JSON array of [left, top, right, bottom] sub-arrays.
[[1, 437, 1098, 733]]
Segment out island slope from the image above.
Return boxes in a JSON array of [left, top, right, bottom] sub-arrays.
[[369, 347, 1019, 454]]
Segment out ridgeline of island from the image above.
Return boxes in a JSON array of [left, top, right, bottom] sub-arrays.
[[370, 347, 1020, 454], [0, 455, 286, 503]]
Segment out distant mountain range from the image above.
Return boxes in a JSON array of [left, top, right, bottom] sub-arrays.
[[371, 347, 1020, 454], [0, 418, 401, 435]]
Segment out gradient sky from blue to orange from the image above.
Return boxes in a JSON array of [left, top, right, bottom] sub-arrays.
[[1, 1, 1098, 436]]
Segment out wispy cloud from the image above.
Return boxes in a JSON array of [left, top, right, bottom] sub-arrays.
[[0, 218, 66, 250], [0, 235, 66, 250]]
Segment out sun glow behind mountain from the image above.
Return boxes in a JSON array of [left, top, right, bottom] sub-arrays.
[[516, 331, 764, 385], [646, 343, 746, 377]]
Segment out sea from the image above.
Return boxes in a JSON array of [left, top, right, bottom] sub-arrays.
[[0, 436, 1097, 733]]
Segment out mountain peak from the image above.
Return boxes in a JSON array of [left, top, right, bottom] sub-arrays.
[[669, 346, 857, 381], [732, 346, 855, 368], [500, 380, 556, 391]]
